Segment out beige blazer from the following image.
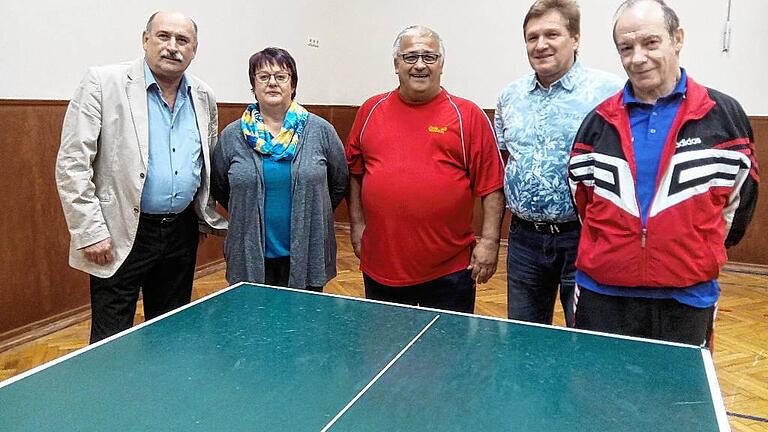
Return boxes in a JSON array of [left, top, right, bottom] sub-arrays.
[[56, 58, 227, 278]]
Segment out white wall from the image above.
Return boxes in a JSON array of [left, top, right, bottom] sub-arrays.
[[1, 0, 766, 114], [0, 0, 337, 104], [329, 0, 768, 113]]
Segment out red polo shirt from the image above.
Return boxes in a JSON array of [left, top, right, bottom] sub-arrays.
[[346, 89, 504, 286]]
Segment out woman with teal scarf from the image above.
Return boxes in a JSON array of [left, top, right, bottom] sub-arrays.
[[212, 47, 348, 290]]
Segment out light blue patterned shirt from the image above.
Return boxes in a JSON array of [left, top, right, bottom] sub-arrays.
[[495, 60, 624, 222]]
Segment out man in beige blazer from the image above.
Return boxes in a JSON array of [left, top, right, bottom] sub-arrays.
[[56, 11, 226, 342]]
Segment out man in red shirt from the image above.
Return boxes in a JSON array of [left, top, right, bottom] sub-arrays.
[[346, 25, 505, 313]]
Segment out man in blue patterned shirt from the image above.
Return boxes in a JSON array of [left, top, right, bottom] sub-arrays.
[[495, 0, 623, 326]]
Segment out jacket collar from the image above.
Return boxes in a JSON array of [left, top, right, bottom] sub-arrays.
[[596, 72, 715, 125], [623, 68, 687, 105]]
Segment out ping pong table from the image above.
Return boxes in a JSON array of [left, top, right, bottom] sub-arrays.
[[0, 282, 729, 431]]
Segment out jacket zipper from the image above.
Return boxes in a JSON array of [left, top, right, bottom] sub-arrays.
[[601, 86, 714, 288], [640, 221, 648, 286]]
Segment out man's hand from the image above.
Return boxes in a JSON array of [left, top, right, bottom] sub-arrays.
[[83, 238, 114, 266], [467, 238, 500, 284], [350, 223, 365, 259], [471, 189, 505, 284]]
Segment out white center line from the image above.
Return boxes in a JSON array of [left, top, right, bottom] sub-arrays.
[[320, 314, 441, 432]]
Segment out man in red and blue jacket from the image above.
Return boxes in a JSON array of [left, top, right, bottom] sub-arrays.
[[567, 0, 759, 347]]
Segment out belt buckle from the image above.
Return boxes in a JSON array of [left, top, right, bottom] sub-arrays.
[[160, 214, 178, 224], [533, 221, 559, 234]]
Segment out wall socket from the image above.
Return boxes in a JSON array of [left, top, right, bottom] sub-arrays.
[[306, 37, 320, 48]]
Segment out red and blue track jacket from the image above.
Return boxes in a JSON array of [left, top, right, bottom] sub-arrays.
[[568, 76, 759, 288]]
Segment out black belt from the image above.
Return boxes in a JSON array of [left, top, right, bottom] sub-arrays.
[[140, 210, 187, 224], [513, 217, 580, 234]]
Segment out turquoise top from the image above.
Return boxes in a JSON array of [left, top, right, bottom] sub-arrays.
[[263, 157, 292, 258]]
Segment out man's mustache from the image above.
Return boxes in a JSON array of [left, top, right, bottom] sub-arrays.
[[160, 49, 184, 62]]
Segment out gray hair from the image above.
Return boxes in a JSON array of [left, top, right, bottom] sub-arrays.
[[391, 25, 445, 58], [145, 11, 199, 40], [613, 0, 680, 39]]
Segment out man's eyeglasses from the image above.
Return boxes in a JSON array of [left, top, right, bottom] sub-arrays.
[[254, 72, 292, 84], [399, 52, 441, 64]]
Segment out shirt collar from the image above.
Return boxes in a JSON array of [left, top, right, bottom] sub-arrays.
[[527, 58, 582, 93], [143, 61, 191, 96], [623, 67, 688, 105]]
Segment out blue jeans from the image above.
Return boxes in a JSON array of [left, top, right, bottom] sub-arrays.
[[506, 218, 579, 326]]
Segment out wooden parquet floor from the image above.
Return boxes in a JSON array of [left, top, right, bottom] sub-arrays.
[[2, 226, 767, 431]]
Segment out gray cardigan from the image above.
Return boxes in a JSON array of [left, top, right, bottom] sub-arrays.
[[211, 113, 348, 287]]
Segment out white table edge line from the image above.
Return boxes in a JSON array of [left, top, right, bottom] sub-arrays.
[[245, 283, 700, 349], [702, 350, 731, 432], [0, 283, 244, 389]]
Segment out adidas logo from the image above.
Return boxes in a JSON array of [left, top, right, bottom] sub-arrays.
[[676, 137, 702, 148]]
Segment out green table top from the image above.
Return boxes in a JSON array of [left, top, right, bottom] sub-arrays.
[[0, 283, 728, 431]]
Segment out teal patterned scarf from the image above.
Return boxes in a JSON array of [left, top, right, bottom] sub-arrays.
[[241, 101, 308, 161]]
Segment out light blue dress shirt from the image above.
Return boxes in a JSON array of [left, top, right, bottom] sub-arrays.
[[495, 60, 624, 222], [140, 62, 202, 214]]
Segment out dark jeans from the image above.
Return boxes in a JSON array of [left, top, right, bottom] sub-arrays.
[[264, 256, 323, 293], [506, 218, 579, 326], [89, 207, 198, 343], [574, 287, 715, 347], [363, 269, 475, 313]]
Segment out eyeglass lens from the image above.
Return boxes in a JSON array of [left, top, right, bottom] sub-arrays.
[[401, 53, 440, 64], [255, 72, 291, 84]]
